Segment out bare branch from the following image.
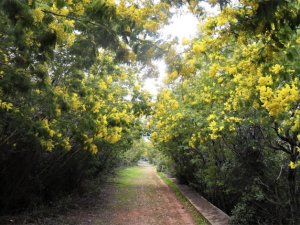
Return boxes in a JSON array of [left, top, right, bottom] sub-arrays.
[[269, 144, 291, 155]]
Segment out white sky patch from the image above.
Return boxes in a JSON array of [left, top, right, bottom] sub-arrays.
[[161, 10, 199, 42], [200, 2, 220, 16], [142, 8, 198, 96]]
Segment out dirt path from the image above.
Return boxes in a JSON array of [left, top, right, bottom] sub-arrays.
[[90, 164, 196, 225], [0, 164, 201, 225]]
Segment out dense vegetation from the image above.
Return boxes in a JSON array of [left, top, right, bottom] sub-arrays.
[[0, 0, 169, 212], [1, 0, 299, 225], [150, 0, 300, 224]]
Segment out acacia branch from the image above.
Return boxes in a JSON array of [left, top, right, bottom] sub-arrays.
[[269, 144, 291, 155], [0, 129, 18, 146], [42, 9, 109, 31], [41, 9, 119, 45], [273, 123, 294, 145]]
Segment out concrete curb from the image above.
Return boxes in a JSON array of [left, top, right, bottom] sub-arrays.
[[167, 177, 230, 225]]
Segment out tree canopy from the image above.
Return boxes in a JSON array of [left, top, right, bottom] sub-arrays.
[[150, 1, 300, 224], [0, 0, 300, 224]]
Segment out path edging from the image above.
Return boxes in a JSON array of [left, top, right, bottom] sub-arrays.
[[161, 174, 230, 225]]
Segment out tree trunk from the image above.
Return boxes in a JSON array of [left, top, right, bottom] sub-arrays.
[[288, 153, 298, 225]]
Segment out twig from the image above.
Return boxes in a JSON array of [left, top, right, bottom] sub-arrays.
[[41, 9, 110, 33], [275, 165, 283, 181]]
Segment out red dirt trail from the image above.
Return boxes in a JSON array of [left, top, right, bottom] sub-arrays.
[[0, 165, 198, 225], [92, 165, 196, 225]]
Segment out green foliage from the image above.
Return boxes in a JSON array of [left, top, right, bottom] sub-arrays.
[[146, 142, 173, 173], [122, 139, 149, 165], [0, 0, 172, 212], [150, 1, 300, 224], [1, 1, 299, 225]]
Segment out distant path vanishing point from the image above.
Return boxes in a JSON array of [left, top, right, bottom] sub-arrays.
[[94, 164, 197, 225]]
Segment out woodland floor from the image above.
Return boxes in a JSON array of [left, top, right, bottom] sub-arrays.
[[0, 163, 204, 225]]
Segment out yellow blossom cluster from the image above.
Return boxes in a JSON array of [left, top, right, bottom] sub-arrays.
[[49, 21, 76, 47], [258, 79, 299, 116], [270, 64, 284, 74], [0, 100, 13, 111], [27, 0, 93, 48], [83, 134, 98, 154], [40, 139, 55, 152], [289, 160, 300, 170], [32, 8, 44, 23], [167, 71, 179, 81], [41, 119, 55, 138], [105, 127, 123, 144], [206, 114, 224, 140], [150, 89, 185, 143], [116, 0, 169, 32], [193, 41, 207, 54]]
